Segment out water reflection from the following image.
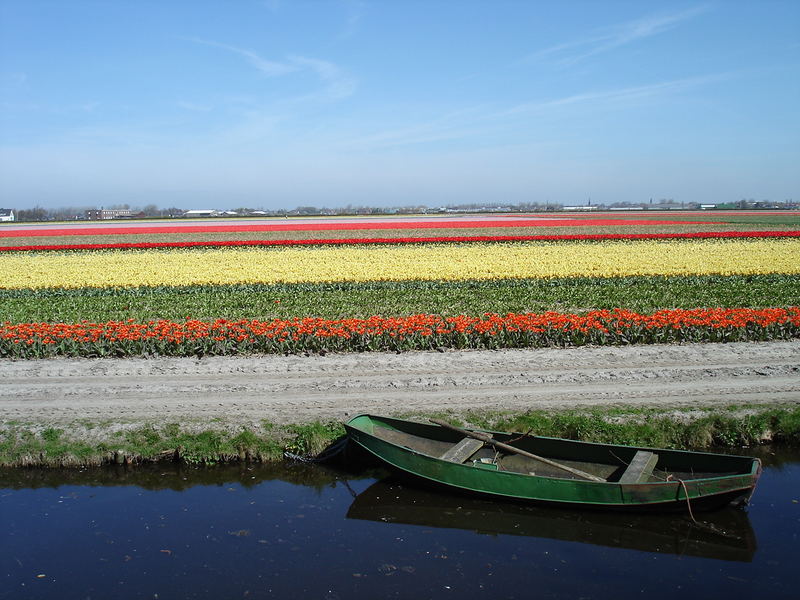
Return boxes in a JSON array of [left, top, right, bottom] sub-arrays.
[[346, 478, 757, 562], [0, 461, 373, 491], [1, 451, 797, 600]]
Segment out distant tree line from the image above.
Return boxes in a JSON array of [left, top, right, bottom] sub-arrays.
[[8, 199, 798, 222], [12, 204, 186, 221]]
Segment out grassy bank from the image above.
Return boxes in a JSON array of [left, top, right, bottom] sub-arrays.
[[2, 405, 798, 468]]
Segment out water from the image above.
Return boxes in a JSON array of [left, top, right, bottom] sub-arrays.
[[2, 449, 797, 600]]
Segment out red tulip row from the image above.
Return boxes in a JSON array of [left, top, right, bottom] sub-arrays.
[[3, 307, 797, 358], [1, 230, 798, 252]]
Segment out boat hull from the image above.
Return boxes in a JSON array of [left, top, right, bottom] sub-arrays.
[[345, 414, 761, 511]]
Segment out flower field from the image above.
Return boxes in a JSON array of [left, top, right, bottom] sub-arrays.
[[3, 308, 798, 359], [1, 229, 798, 253], [0, 214, 717, 239], [1, 213, 799, 358], [2, 238, 799, 290], [2, 211, 798, 249]]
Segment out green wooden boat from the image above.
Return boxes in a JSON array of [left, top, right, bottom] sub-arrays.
[[344, 414, 762, 511]]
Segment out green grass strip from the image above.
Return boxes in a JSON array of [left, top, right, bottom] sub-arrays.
[[486, 406, 800, 449], [2, 406, 798, 467], [1, 274, 798, 323]]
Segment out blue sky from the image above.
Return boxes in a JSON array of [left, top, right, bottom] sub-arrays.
[[1, 1, 798, 210]]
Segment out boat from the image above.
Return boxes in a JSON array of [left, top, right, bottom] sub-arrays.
[[347, 478, 757, 562], [344, 414, 762, 511]]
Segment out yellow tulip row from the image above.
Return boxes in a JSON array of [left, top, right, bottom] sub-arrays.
[[1, 239, 798, 290]]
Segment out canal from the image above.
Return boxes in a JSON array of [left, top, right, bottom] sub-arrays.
[[2, 448, 798, 599]]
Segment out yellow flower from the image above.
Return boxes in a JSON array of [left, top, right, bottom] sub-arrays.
[[0, 239, 797, 289]]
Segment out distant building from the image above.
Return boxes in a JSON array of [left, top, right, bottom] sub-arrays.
[[86, 209, 136, 220], [563, 205, 598, 211], [183, 209, 219, 217], [0, 208, 14, 222]]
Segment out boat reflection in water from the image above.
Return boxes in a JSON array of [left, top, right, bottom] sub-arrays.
[[347, 478, 757, 563]]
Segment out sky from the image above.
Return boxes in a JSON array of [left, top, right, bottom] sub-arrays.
[[0, 1, 798, 210]]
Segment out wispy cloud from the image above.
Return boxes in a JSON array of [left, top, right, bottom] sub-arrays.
[[1, 100, 101, 114], [184, 38, 356, 100], [499, 73, 728, 116], [340, 107, 497, 150], [260, 0, 282, 12], [342, 72, 728, 151], [184, 38, 297, 76], [289, 55, 356, 99], [337, 0, 366, 40], [344, 122, 492, 149], [2, 72, 29, 89], [524, 6, 710, 66], [176, 101, 212, 112]]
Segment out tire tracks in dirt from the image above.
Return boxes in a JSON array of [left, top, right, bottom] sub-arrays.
[[1, 341, 798, 425]]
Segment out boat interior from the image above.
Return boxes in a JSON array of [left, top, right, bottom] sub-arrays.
[[367, 419, 752, 483]]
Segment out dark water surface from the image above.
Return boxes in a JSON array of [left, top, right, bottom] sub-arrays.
[[2, 449, 798, 600]]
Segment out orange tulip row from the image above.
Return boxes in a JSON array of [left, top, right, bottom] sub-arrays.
[[3, 307, 798, 358]]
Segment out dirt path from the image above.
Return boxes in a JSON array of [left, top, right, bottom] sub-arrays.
[[2, 341, 798, 426]]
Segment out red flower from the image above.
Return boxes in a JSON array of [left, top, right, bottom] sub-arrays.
[[1, 231, 798, 252]]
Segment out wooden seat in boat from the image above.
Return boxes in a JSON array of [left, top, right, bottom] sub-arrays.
[[440, 437, 484, 463], [619, 450, 659, 483]]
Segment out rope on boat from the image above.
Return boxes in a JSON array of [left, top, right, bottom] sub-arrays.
[[667, 474, 745, 539], [676, 478, 698, 524], [614, 451, 726, 534], [506, 427, 535, 444], [283, 437, 349, 463]]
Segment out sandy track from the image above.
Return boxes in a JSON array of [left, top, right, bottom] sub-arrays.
[[1, 341, 798, 425]]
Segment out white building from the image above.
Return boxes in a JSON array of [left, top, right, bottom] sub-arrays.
[[0, 208, 15, 222], [183, 209, 220, 217]]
